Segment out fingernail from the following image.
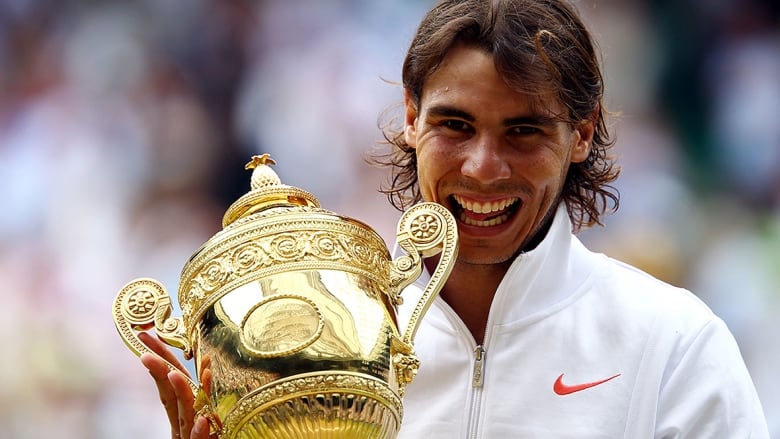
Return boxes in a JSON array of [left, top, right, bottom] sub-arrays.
[[192, 417, 204, 435]]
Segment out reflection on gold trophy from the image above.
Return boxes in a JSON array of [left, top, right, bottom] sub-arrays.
[[112, 155, 458, 438]]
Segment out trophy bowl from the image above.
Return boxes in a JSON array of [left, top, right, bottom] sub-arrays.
[[112, 155, 458, 438]]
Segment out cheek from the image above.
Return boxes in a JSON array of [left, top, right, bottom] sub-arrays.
[[523, 150, 559, 176], [520, 151, 570, 192], [414, 150, 438, 202], [414, 141, 454, 203]]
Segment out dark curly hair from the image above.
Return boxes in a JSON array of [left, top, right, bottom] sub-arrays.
[[372, 0, 620, 231]]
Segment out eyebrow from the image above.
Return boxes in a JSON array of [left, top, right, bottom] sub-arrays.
[[427, 105, 475, 122], [426, 104, 559, 127]]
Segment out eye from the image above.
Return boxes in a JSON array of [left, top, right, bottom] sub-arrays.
[[442, 119, 472, 132], [509, 125, 542, 136]]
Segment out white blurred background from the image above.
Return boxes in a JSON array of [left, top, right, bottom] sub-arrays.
[[0, 0, 777, 437]]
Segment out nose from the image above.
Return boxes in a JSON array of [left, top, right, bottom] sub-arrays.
[[460, 135, 511, 184]]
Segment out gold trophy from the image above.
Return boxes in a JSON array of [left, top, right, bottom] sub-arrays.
[[112, 154, 458, 438]]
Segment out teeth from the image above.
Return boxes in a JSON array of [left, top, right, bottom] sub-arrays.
[[452, 195, 519, 227], [459, 211, 511, 227], [452, 195, 518, 214]]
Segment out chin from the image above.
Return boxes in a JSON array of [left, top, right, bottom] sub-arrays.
[[455, 243, 520, 266]]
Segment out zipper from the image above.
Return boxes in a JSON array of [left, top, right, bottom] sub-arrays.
[[472, 345, 485, 387], [468, 344, 486, 439], [436, 298, 491, 438]]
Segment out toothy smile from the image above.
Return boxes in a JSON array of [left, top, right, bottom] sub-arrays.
[[451, 195, 520, 227]]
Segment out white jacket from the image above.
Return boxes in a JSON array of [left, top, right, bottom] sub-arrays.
[[396, 205, 769, 438]]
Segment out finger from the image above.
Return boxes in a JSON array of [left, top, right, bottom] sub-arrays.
[[140, 353, 182, 438], [170, 370, 196, 439], [138, 331, 189, 375], [200, 354, 212, 371], [200, 366, 213, 396], [190, 416, 215, 439]]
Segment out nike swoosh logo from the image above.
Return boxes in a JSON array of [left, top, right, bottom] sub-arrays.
[[553, 373, 621, 395]]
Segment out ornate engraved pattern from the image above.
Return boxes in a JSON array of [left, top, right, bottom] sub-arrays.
[[178, 213, 391, 334], [239, 294, 325, 358], [112, 278, 198, 392], [396, 203, 459, 346], [220, 371, 402, 439], [392, 351, 421, 388], [124, 287, 158, 322], [409, 213, 440, 243]]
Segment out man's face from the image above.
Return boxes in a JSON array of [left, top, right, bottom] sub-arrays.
[[404, 44, 593, 265]]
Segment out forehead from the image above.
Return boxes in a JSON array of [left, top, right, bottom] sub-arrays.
[[420, 44, 565, 118]]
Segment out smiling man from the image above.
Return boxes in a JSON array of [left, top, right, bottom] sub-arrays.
[[375, 0, 770, 437], [141, 0, 769, 437], [398, 42, 595, 342]]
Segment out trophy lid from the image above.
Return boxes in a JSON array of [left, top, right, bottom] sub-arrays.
[[176, 154, 392, 336], [222, 154, 320, 227]]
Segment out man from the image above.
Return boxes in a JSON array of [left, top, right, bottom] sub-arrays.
[[141, 0, 770, 437]]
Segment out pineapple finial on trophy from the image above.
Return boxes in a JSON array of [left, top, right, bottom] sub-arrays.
[[222, 153, 321, 227], [246, 154, 281, 190]]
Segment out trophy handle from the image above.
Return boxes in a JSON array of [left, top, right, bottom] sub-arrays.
[[393, 202, 459, 346], [112, 278, 199, 394]]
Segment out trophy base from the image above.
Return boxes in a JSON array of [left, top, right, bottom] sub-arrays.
[[220, 371, 402, 439]]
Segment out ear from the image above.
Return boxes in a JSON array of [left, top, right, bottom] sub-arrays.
[[571, 110, 597, 163], [403, 89, 419, 149]]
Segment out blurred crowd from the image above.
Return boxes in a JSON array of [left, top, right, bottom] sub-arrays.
[[1, 0, 778, 437]]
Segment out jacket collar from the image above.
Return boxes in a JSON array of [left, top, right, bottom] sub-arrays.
[[488, 203, 596, 324], [396, 203, 598, 329]]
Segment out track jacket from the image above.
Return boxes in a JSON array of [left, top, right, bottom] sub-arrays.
[[396, 205, 769, 438]]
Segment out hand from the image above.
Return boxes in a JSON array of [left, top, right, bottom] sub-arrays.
[[138, 332, 216, 439]]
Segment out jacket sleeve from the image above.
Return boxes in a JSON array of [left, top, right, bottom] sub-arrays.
[[654, 317, 770, 438]]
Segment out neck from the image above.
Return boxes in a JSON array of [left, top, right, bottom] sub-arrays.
[[422, 204, 560, 343], [427, 257, 513, 344]]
